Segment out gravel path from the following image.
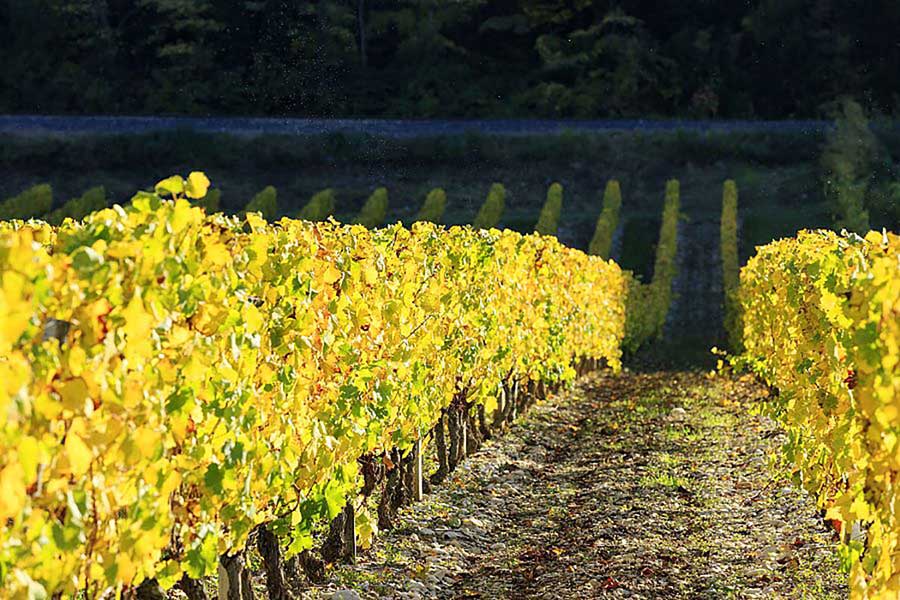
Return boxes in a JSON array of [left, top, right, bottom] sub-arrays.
[[0, 115, 832, 138], [302, 370, 846, 599]]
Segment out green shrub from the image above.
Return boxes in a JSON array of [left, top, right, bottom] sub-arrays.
[[720, 180, 742, 351], [472, 183, 506, 229], [244, 186, 278, 220], [651, 179, 680, 312], [0, 183, 53, 221], [45, 186, 106, 225], [588, 180, 622, 258], [415, 188, 447, 223], [624, 179, 680, 352], [354, 187, 389, 228], [298, 188, 336, 222], [623, 277, 656, 353], [534, 182, 563, 235], [196, 188, 221, 213]]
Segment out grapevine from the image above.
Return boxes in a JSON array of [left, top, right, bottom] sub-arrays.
[[0, 173, 627, 597], [739, 229, 900, 598]]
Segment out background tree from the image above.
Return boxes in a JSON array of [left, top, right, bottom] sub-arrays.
[[0, 0, 118, 112], [3, 0, 900, 118], [125, 0, 224, 113]]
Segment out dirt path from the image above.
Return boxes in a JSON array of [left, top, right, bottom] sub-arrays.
[[303, 370, 845, 599]]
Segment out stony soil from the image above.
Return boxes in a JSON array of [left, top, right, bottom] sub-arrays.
[[297, 370, 846, 600]]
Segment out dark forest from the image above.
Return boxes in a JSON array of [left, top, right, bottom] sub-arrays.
[[3, 0, 899, 118]]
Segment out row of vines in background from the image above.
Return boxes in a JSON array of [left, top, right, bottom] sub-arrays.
[[0, 184, 106, 225], [414, 188, 447, 223], [534, 183, 563, 236], [621, 181, 681, 352], [720, 180, 742, 352], [298, 189, 336, 222], [580, 178, 682, 352], [588, 180, 622, 259], [353, 187, 389, 229], [737, 230, 899, 598], [0, 173, 628, 598], [0, 182, 511, 229], [0, 177, 686, 357], [0, 179, 685, 260], [472, 184, 506, 230]]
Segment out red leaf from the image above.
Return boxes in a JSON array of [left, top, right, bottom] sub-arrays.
[[600, 576, 621, 590]]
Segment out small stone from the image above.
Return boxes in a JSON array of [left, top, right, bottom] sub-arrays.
[[407, 580, 428, 593], [420, 528, 435, 537], [464, 516, 486, 528], [330, 591, 361, 600], [669, 407, 687, 420], [409, 533, 420, 542]]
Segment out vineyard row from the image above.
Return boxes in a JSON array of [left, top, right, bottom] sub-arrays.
[[737, 229, 899, 598], [0, 171, 684, 598], [718, 179, 899, 599]]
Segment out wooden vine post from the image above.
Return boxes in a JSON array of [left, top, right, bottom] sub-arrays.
[[414, 436, 424, 502], [461, 409, 468, 460], [341, 502, 357, 563]]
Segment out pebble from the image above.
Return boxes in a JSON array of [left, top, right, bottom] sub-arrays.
[[330, 591, 361, 600], [669, 407, 687, 420], [465, 516, 486, 528]]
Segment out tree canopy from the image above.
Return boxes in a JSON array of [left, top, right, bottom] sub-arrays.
[[2, 0, 898, 118]]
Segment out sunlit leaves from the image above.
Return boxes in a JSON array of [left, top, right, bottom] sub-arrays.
[[0, 462, 26, 521], [155, 175, 185, 197], [185, 172, 211, 199], [156, 172, 211, 201], [739, 229, 900, 597], [0, 173, 629, 597]]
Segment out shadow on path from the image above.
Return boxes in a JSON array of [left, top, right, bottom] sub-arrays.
[[305, 371, 845, 599]]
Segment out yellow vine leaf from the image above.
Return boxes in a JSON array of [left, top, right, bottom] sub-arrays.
[[185, 172, 211, 200], [155, 175, 184, 198], [64, 431, 92, 476], [0, 461, 26, 520]]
